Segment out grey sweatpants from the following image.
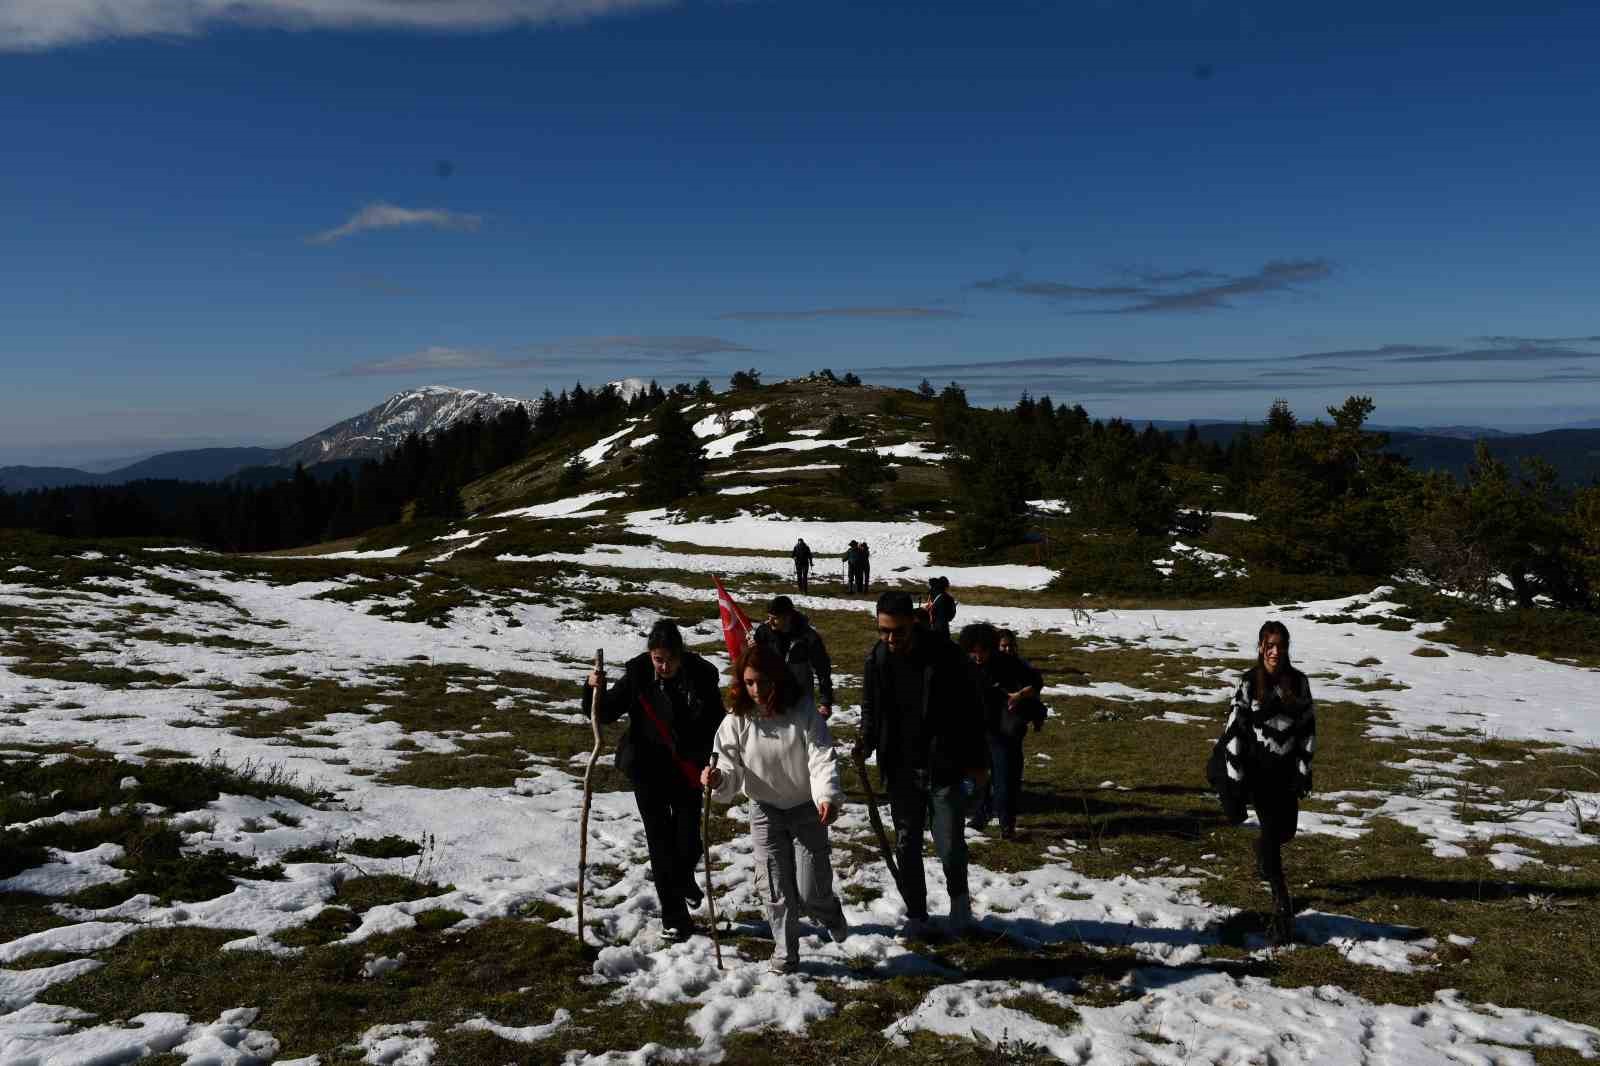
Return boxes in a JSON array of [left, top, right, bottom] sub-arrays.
[[750, 800, 845, 962]]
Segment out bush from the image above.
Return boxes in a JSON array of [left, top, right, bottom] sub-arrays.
[[833, 449, 898, 508]]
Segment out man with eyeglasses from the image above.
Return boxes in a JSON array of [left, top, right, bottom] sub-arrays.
[[853, 590, 989, 938], [752, 595, 835, 720]]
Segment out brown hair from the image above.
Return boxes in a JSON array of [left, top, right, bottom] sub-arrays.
[[1250, 620, 1303, 702], [727, 643, 801, 717]]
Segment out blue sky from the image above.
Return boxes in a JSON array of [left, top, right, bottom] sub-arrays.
[[3, 0, 1598, 465]]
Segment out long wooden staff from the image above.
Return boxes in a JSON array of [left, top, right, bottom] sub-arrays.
[[578, 648, 603, 948], [853, 749, 903, 895], [701, 751, 724, 969]]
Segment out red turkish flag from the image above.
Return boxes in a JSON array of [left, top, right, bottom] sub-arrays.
[[713, 575, 755, 662]]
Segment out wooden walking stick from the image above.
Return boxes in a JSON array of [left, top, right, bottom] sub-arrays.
[[577, 649, 603, 948], [853, 748, 903, 896], [701, 751, 724, 969]]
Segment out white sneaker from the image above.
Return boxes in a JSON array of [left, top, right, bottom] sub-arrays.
[[768, 955, 798, 974]]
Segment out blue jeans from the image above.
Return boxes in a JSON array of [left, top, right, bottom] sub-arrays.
[[970, 734, 1023, 831], [887, 772, 969, 921]]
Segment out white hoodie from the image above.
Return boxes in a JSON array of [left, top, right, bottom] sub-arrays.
[[709, 695, 843, 811]]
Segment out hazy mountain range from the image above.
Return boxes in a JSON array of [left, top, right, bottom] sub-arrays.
[[3, 384, 1596, 492], [0, 387, 531, 492]]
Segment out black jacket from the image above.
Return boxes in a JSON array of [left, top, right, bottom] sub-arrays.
[[929, 591, 957, 636], [589, 651, 725, 789], [978, 654, 1047, 739], [792, 541, 813, 568], [857, 628, 988, 787], [753, 614, 835, 708]]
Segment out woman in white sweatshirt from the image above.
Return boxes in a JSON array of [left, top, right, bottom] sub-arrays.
[[701, 642, 848, 973]]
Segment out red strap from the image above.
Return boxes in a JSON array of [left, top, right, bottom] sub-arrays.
[[636, 694, 704, 790]]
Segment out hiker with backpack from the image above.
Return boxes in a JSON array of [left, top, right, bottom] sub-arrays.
[[925, 576, 957, 638], [703, 642, 849, 973], [753, 595, 835, 720], [853, 590, 989, 938], [843, 541, 859, 592], [1207, 620, 1316, 945], [960, 623, 1046, 839], [791, 537, 814, 594], [585, 619, 726, 941]]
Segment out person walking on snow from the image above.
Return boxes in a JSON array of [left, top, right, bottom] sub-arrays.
[[961, 623, 1046, 839], [859, 541, 872, 591], [753, 596, 836, 720], [925, 577, 957, 638], [704, 643, 848, 973], [586, 620, 726, 940], [1211, 620, 1316, 945], [854, 590, 989, 938], [791, 537, 814, 594]]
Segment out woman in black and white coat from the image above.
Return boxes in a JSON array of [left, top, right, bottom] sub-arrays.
[[1217, 620, 1316, 944]]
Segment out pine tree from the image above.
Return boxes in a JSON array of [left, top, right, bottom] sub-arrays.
[[637, 403, 708, 505], [834, 449, 898, 508]]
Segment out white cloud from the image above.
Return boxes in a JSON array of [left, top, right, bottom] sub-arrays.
[[308, 203, 482, 245], [339, 346, 502, 377], [0, 0, 673, 51]]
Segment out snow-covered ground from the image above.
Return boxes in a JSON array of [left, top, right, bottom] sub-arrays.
[[2, 525, 1598, 1063]]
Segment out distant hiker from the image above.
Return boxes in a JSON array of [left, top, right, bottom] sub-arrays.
[[754, 595, 836, 720], [843, 541, 858, 591], [791, 537, 814, 594], [854, 590, 989, 937], [960, 623, 1046, 839], [925, 577, 957, 638], [704, 643, 848, 973], [586, 619, 726, 941], [859, 541, 871, 590], [1208, 620, 1316, 945]]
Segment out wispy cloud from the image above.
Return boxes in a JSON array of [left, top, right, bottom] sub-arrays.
[[1392, 344, 1600, 364], [971, 275, 1151, 301], [0, 0, 673, 51], [1472, 335, 1600, 347], [719, 306, 965, 321], [338, 346, 503, 377], [530, 335, 760, 360], [336, 335, 760, 376], [308, 203, 482, 245], [971, 259, 1335, 314], [1289, 343, 1451, 361]]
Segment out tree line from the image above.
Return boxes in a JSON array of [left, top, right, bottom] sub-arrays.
[[938, 386, 1600, 612], [0, 380, 696, 551]]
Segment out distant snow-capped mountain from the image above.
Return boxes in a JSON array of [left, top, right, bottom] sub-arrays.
[[275, 386, 533, 468]]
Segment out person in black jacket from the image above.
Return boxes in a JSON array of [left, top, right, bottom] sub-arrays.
[[586, 620, 726, 940], [791, 538, 814, 593], [859, 541, 871, 590], [961, 623, 1045, 839], [1211, 620, 1316, 945], [753, 596, 835, 719], [853, 591, 989, 937], [925, 577, 957, 638]]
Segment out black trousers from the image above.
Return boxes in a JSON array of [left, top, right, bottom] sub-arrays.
[[796, 566, 809, 593], [1250, 786, 1299, 897], [633, 776, 703, 926]]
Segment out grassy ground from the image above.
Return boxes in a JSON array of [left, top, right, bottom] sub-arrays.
[[4, 512, 1600, 1061]]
